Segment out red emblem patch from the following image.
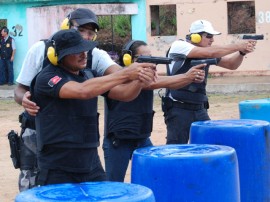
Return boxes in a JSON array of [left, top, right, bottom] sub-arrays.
[[48, 76, 62, 87]]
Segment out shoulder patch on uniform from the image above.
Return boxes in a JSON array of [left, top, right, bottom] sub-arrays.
[[48, 76, 62, 87]]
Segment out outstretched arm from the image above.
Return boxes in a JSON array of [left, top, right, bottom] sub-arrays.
[[188, 40, 256, 58], [59, 63, 156, 99], [145, 64, 206, 90], [108, 66, 157, 101], [218, 41, 256, 70]]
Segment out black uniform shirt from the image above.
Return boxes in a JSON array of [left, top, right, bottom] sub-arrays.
[[34, 64, 100, 173]]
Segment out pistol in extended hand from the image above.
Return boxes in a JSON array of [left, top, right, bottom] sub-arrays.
[[137, 56, 173, 65], [190, 58, 218, 67], [242, 34, 264, 40]]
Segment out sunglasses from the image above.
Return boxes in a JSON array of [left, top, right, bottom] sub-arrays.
[[204, 33, 214, 39]]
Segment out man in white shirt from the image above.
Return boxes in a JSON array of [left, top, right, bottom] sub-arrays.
[[163, 19, 257, 145]]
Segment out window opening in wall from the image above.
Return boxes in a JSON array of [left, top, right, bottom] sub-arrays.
[[97, 15, 131, 63], [227, 1, 255, 34], [0, 19, 7, 29], [150, 4, 176, 36]]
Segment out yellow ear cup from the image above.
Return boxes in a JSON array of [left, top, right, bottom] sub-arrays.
[[123, 53, 132, 66], [190, 33, 202, 43], [92, 33, 97, 41], [60, 18, 70, 30], [47, 46, 58, 66]]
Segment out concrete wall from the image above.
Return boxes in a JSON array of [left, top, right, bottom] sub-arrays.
[[146, 0, 270, 76]]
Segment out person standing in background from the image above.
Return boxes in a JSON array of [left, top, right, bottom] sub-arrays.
[[0, 27, 16, 85]]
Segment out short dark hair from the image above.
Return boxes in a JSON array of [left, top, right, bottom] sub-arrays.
[[1, 26, 8, 34], [119, 40, 147, 66], [129, 40, 147, 58]]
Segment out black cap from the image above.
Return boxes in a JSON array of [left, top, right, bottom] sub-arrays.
[[52, 29, 97, 62], [69, 8, 99, 30]]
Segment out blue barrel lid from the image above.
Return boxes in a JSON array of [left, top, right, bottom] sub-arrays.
[[239, 98, 270, 104], [133, 144, 235, 158], [15, 182, 155, 202]]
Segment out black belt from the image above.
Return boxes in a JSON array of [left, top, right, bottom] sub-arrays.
[[172, 101, 208, 111], [108, 133, 147, 148]]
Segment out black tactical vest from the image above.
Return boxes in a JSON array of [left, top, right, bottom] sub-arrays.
[[0, 36, 13, 59], [34, 66, 99, 152], [106, 90, 154, 139], [169, 58, 209, 104]]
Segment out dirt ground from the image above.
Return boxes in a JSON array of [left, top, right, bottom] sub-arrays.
[[1, 92, 270, 201]]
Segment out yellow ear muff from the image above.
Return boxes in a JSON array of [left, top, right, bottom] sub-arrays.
[[92, 34, 97, 41], [123, 53, 132, 66], [47, 46, 58, 66], [92, 29, 97, 41], [60, 18, 70, 30], [122, 40, 136, 66], [190, 33, 202, 43]]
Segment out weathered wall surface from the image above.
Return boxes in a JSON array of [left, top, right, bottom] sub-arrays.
[[27, 4, 138, 47], [0, 1, 141, 80], [146, 0, 270, 76]]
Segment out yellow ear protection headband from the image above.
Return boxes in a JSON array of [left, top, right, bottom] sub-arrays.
[[92, 29, 97, 41], [60, 14, 71, 30], [186, 33, 202, 44], [47, 40, 58, 66], [122, 40, 136, 66]]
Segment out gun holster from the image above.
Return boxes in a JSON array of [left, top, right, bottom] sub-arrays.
[[161, 96, 173, 112], [7, 130, 21, 169], [19, 139, 37, 170]]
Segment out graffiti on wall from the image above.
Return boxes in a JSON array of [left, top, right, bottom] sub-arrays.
[[10, 24, 23, 37]]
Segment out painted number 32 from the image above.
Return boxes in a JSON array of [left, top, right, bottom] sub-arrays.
[[11, 24, 23, 37], [258, 11, 270, 23]]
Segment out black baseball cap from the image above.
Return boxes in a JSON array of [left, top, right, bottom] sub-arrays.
[[53, 29, 97, 62], [69, 8, 99, 30]]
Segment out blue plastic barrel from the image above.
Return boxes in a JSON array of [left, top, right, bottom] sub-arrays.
[[131, 144, 240, 202], [239, 98, 270, 122], [15, 181, 155, 202], [190, 119, 270, 202]]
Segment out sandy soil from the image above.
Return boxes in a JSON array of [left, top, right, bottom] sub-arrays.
[[0, 92, 269, 201]]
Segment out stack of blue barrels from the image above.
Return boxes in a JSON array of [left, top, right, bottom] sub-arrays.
[[131, 98, 270, 201]]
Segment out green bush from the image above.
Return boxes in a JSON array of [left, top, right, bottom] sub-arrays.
[[98, 15, 131, 38], [98, 16, 111, 30], [114, 15, 131, 37]]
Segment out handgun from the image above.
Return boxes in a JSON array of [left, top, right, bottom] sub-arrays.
[[137, 56, 173, 65], [242, 34, 264, 40], [190, 58, 218, 67], [7, 130, 21, 169]]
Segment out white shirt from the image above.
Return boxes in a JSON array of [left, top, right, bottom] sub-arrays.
[[167, 40, 195, 100], [16, 41, 116, 87], [168, 40, 194, 74]]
